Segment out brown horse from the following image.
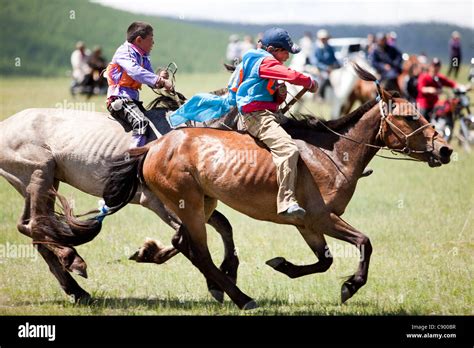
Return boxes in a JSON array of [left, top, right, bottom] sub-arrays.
[[341, 79, 378, 115], [70, 64, 453, 309]]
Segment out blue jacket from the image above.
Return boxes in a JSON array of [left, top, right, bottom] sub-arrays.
[[369, 44, 402, 80], [314, 43, 340, 71], [236, 49, 278, 112]]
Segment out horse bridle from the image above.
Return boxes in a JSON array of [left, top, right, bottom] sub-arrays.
[[286, 87, 436, 160], [376, 99, 435, 155]]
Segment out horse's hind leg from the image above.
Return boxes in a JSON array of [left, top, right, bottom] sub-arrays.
[[266, 225, 333, 279], [26, 168, 90, 300], [35, 244, 91, 303]]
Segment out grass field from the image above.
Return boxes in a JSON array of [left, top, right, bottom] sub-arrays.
[[0, 73, 473, 315]]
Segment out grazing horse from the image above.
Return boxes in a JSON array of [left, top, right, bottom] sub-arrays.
[[72, 64, 453, 309], [0, 96, 240, 303]]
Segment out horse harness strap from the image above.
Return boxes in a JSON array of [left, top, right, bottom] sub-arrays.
[[286, 87, 433, 161], [377, 100, 434, 155]]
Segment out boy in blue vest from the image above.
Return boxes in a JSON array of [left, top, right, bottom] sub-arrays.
[[236, 28, 318, 218]]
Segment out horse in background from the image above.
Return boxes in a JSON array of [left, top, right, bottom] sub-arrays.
[[287, 51, 376, 119]]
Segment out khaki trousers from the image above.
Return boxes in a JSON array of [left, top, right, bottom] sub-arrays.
[[241, 110, 299, 213]]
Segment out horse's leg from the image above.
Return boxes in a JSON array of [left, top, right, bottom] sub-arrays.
[[325, 213, 373, 303], [135, 189, 239, 295], [202, 198, 239, 303], [35, 244, 91, 303], [207, 210, 239, 284], [266, 225, 333, 278], [27, 167, 90, 283], [129, 188, 182, 264], [160, 190, 255, 310], [11, 173, 90, 302]]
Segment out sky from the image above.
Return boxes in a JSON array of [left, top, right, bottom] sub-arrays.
[[95, 0, 473, 28]]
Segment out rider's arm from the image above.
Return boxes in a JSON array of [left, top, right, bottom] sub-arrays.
[[259, 57, 316, 90], [437, 74, 457, 88]]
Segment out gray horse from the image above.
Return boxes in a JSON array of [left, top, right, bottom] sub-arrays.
[[0, 92, 239, 303]]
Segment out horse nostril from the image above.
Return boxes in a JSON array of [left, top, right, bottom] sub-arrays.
[[440, 146, 453, 159]]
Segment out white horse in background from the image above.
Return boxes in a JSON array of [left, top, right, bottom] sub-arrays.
[[287, 51, 375, 119]]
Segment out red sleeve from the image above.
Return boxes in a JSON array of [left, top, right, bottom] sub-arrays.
[[259, 57, 314, 89], [437, 73, 456, 88], [417, 74, 429, 92]]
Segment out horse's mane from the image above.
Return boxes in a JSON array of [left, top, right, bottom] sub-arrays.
[[283, 99, 378, 134]]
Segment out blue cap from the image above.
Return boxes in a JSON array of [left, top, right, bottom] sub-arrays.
[[260, 28, 301, 54]]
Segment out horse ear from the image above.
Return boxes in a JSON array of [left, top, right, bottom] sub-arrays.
[[380, 87, 391, 104], [390, 91, 401, 98]]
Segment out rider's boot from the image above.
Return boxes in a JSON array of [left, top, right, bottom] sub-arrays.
[[281, 203, 306, 218], [130, 134, 146, 148]]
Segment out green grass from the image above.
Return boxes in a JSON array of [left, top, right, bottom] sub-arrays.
[[0, 74, 473, 315]]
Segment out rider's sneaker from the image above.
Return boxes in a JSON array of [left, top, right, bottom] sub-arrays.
[[361, 167, 374, 178], [281, 203, 306, 218], [130, 134, 146, 148]]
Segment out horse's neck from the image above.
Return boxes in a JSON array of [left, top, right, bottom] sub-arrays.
[[331, 106, 381, 180]]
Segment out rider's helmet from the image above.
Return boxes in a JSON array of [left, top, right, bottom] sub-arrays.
[[260, 28, 301, 54]]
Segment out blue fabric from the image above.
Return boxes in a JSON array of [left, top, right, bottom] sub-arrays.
[[236, 49, 277, 111], [168, 66, 242, 127], [314, 44, 340, 71], [168, 93, 234, 127]]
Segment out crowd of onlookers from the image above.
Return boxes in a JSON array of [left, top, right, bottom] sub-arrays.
[[225, 29, 465, 122]]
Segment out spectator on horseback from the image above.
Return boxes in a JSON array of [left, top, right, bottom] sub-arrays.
[[369, 32, 402, 92], [416, 57, 457, 122], [237, 28, 318, 218], [105, 21, 173, 148], [313, 29, 340, 98]]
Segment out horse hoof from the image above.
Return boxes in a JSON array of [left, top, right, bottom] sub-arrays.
[[128, 250, 139, 261], [209, 289, 224, 304], [72, 291, 92, 305], [70, 263, 88, 278], [360, 168, 373, 178], [341, 284, 352, 304], [242, 300, 258, 310], [266, 257, 286, 270]]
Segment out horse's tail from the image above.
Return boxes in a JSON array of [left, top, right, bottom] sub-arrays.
[[102, 146, 149, 213], [51, 146, 150, 245]]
